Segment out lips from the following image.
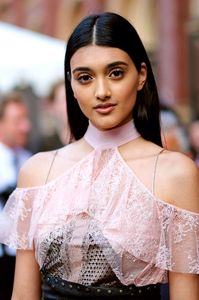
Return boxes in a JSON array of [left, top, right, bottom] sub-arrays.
[[94, 103, 116, 114]]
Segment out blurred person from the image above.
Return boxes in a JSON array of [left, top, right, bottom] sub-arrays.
[[189, 119, 199, 166], [0, 92, 32, 300], [40, 79, 71, 151], [0, 93, 32, 193], [160, 104, 190, 155]]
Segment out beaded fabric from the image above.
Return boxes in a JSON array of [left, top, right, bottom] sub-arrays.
[[0, 120, 199, 289]]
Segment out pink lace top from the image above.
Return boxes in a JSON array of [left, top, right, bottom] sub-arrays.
[[0, 121, 199, 287]]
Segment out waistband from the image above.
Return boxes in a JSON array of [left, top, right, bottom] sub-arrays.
[[41, 273, 161, 300]]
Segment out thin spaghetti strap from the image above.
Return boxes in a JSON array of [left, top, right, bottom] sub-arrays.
[[45, 150, 59, 184], [152, 149, 165, 195]]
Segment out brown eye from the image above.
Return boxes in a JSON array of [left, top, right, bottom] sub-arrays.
[[110, 69, 124, 78], [77, 74, 92, 83]]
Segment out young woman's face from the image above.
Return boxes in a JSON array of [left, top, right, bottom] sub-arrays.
[[70, 45, 146, 130]]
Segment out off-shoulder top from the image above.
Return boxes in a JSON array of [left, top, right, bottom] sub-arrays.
[[0, 121, 199, 287]]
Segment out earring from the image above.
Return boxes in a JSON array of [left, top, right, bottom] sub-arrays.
[[67, 71, 71, 81]]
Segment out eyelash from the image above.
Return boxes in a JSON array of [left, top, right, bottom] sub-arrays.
[[76, 68, 125, 84], [77, 74, 92, 83], [109, 69, 124, 78]]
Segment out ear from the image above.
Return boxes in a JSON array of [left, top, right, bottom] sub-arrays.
[[137, 63, 147, 91]]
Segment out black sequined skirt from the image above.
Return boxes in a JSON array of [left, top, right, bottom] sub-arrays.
[[41, 274, 161, 300]]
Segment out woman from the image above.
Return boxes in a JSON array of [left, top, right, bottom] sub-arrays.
[[0, 12, 198, 300], [40, 79, 71, 151]]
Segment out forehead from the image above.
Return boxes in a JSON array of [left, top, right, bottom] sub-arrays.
[[70, 45, 132, 69]]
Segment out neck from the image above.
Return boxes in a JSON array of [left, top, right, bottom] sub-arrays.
[[84, 120, 140, 149]]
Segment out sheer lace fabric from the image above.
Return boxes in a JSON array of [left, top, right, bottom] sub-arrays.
[[0, 148, 199, 286]]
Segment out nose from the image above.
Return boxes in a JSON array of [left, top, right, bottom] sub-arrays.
[[94, 78, 111, 100]]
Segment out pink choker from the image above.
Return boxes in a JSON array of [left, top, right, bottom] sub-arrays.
[[84, 120, 141, 149]]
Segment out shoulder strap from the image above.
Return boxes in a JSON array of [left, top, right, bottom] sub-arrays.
[[45, 150, 58, 184], [152, 149, 165, 195]]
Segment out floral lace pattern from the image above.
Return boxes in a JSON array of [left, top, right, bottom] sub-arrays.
[[0, 148, 199, 286]]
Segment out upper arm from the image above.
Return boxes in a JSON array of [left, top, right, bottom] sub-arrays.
[[159, 152, 199, 213], [169, 272, 199, 300], [12, 249, 41, 300], [171, 154, 199, 213], [11, 152, 53, 298], [9, 151, 61, 299], [162, 153, 199, 299]]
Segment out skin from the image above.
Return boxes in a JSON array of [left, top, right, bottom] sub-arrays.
[[71, 45, 146, 130], [11, 45, 199, 300]]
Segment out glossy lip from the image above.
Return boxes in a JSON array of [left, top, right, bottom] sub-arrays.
[[94, 103, 116, 114]]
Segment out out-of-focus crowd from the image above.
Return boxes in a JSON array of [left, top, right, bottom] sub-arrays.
[[160, 103, 199, 166], [0, 79, 198, 299], [0, 79, 70, 300]]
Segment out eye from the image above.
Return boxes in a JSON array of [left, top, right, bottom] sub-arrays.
[[76, 73, 92, 84], [109, 69, 124, 79]]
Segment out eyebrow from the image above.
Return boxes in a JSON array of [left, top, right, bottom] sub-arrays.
[[72, 61, 128, 74]]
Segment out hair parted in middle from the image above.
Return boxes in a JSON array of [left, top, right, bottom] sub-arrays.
[[64, 12, 162, 146]]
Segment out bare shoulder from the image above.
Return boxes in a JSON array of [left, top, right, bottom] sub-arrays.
[[17, 150, 58, 188], [161, 150, 198, 171], [158, 150, 199, 213], [17, 138, 91, 189]]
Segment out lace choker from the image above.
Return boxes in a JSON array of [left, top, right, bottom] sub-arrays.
[[84, 120, 141, 149]]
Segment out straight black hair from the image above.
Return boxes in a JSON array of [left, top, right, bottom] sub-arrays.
[[64, 12, 162, 146]]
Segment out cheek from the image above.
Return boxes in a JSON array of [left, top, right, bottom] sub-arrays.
[[74, 91, 88, 109], [118, 84, 138, 106], [72, 83, 92, 110], [73, 90, 91, 115], [115, 77, 139, 99], [71, 82, 86, 102]]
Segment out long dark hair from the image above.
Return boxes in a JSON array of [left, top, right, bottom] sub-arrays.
[[64, 12, 162, 146]]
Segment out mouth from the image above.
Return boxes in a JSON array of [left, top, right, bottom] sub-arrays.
[[94, 103, 116, 114]]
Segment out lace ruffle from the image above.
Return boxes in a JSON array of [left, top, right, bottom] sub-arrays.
[[0, 149, 198, 286]]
